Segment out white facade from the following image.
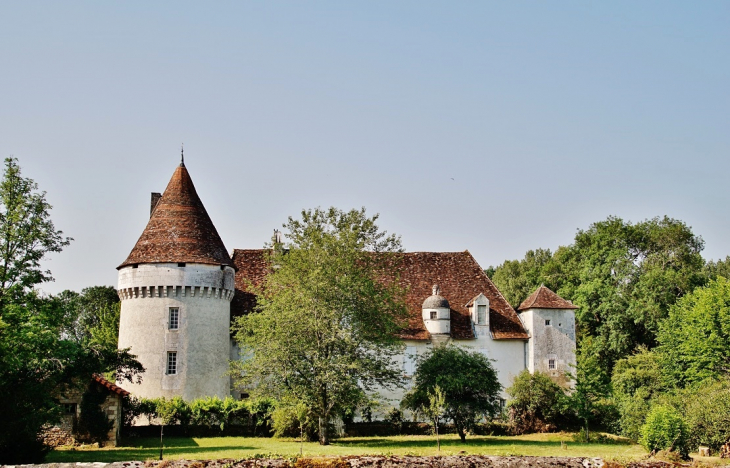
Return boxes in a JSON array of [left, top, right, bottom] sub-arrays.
[[518, 307, 576, 386], [117, 263, 235, 400]]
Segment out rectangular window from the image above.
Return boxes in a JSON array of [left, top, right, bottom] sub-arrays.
[[63, 403, 77, 415], [169, 308, 179, 330], [403, 346, 417, 376], [545, 319, 551, 326], [548, 358, 556, 370], [430, 310, 437, 320], [167, 352, 177, 375], [477, 305, 487, 325]]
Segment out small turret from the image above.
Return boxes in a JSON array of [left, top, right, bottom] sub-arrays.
[[422, 284, 451, 335]]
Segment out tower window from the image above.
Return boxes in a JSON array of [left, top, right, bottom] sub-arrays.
[[477, 305, 487, 325], [167, 352, 178, 375], [430, 310, 437, 320], [169, 308, 179, 330], [548, 359, 556, 370], [545, 319, 551, 326]]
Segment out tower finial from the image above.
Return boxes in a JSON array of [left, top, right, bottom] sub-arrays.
[[180, 143, 185, 167]]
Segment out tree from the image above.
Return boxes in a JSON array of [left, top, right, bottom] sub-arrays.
[[506, 370, 571, 434], [58, 286, 120, 344], [403, 345, 502, 442], [0, 157, 71, 303], [491, 216, 706, 376], [611, 347, 663, 441], [232, 207, 408, 445], [639, 405, 690, 458], [425, 385, 446, 451], [0, 158, 142, 463], [571, 338, 613, 441], [656, 276, 730, 387]]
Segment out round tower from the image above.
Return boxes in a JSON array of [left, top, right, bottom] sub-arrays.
[[117, 159, 235, 400], [422, 284, 451, 336]]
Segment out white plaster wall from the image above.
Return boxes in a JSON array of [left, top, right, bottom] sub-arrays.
[[118, 263, 234, 400], [519, 308, 576, 386], [375, 333, 526, 417]]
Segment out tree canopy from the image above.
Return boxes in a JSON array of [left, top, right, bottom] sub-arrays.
[[402, 345, 502, 442], [231, 207, 408, 445]]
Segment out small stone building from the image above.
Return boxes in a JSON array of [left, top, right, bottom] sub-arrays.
[[44, 374, 129, 447]]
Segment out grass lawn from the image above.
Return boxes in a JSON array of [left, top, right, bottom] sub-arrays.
[[47, 433, 649, 463]]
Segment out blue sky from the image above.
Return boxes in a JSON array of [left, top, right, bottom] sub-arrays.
[[1, 2, 729, 294]]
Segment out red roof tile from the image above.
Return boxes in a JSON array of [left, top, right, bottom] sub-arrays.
[[231, 249, 529, 340], [92, 374, 131, 396], [517, 285, 578, 311], [118, 163, 234, 269]]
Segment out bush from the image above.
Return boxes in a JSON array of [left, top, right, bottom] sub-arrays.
[[681, 378, 730, 452], [639, 405, 690, 458], [506, 370, 572, 434]]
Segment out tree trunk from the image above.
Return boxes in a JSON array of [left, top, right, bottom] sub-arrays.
[[435, 418, 440, 452], [457, 425, 466, 442], [159, 425, 164, 460], [319, 416, 329, 445]]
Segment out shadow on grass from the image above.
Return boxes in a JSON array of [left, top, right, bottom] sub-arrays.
[[119, 437, 202, 448], [334, 436, 631, 449], [47, 442, 256, 463]]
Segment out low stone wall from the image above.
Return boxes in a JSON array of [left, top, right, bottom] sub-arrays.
[[0, 457, 684, 468]]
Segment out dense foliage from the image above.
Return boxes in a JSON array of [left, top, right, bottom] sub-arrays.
[[402, 346, 501, 442], [506, 370, 571, 434], [639, 405, 690, 458], [0, 158, 142, 463], [232, 207, 408, 445]]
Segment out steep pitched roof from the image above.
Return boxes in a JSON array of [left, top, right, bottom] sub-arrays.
[[517, 285, 578, 311], [118, 163, 234, 269], [231, 249, 529, 340]]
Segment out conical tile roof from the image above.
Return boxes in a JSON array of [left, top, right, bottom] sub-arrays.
[[517, 285, 578, 311], [118, 163, 234, 269]]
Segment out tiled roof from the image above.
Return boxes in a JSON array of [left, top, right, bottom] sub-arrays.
[[231, 249, 529, 340], [92, 374, 130, 396], [517, 285, 578, 311], [231, 249, 270, 321], [118, 163, 234, 269]]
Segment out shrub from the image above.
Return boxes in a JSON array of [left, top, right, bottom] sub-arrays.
[[681, 378, 730, 452], [506, 370, 572, 434], [639, 405, 690, 458]]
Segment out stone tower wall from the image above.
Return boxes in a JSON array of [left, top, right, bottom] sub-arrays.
[[118, 263, 234, 400]]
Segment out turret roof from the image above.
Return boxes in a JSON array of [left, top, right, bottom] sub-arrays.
[[118, 163, 234, 269], [517, 285, 578, 311]]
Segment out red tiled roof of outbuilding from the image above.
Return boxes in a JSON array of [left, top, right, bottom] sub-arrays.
[[517, 285, 578, 311], [230, 249, 529, 340], [92, 374, 130, 396], [118, 163, 234, 269]]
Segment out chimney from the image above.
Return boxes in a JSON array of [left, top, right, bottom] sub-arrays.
[[150, 192, 162, 217]]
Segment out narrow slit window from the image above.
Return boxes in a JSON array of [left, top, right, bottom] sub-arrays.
[[477, 305, 487, 325], [167, 352, 177, 375], [169, 308, 179, 330]]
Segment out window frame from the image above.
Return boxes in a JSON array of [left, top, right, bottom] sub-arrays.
[[169, 307, 179, 330], [167, 351, 178, 375]]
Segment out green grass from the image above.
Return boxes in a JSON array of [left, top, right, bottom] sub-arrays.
[[47, 433, 648, 463]]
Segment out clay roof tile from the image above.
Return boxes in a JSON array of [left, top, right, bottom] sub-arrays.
[[517, 285, 579, 311], [118, 163, 233, 269]]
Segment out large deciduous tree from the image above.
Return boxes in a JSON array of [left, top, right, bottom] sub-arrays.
[[490, 216, 706, 375], [0, 158, 142, 463], [402, 346, 502, 442], [656, 276, 730, 387], [231, 207, 407, 445]]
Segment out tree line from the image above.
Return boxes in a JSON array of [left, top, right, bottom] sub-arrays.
[[489, 216, 730, 455]]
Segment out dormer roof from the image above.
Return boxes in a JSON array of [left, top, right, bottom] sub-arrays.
[[517, 285, 578, 311], [118, 163, 234, 269]]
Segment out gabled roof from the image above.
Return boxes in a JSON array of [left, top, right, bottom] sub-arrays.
[[517, 285, 578, 311], [92, 374, 130, 396], [230, 249, 529, 340], [118, 163, 234, 269]]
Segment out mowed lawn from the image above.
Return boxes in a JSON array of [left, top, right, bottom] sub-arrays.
[[47, 433, 648, 463]]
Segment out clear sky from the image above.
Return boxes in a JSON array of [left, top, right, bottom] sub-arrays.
[[1, 1, 729, 295]]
